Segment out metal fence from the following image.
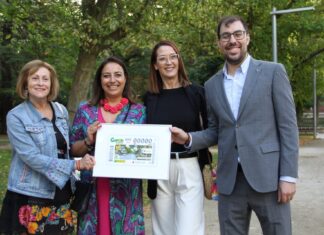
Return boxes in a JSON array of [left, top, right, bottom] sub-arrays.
[[298, 115, 324, 134]]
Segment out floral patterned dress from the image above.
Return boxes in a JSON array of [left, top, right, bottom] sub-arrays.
[[70, 101, 146, 235]]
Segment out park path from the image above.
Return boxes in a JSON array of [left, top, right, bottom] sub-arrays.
[[144, 134, 324, 235]]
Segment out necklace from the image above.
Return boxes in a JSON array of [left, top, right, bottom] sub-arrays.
[[100, 97, 129, 114]]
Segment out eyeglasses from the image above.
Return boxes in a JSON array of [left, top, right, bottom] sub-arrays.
[[220, 30, 246, 42], [157, 53, 179, 64]]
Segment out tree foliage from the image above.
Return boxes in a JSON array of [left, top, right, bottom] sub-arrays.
[[0, 0, 323, 132]]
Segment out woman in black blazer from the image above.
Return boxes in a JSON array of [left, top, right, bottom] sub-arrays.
[[144, 40, 210, 235]]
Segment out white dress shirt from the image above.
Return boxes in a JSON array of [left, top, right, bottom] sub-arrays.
[[223, 55, 251, 120]]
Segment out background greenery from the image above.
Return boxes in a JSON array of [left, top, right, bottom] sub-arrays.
[[0, 0, 324, 132]]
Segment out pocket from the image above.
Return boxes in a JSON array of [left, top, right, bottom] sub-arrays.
[[260, 142, 280, 153], [25, 124, 46, 146], [18, 165, 31, 185]]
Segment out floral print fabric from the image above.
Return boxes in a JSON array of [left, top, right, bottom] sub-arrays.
[[70, 101, 146, 235], [18, 203, 75, 234]]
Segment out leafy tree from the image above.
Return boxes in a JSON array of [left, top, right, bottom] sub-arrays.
[[0, 0, 323, 132], [0, 0, 79, 132], [66, 0, 158, 120]]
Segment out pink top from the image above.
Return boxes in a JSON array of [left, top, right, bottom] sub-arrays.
[[96, 107, 111, 235]]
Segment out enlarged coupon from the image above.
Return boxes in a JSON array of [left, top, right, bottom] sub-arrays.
[[93, 124, 172, 180], [109, 137, 155, 164]]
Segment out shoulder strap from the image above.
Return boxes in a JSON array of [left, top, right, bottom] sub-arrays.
[[54, 102, 70, 124], [55, 102, 64, 114]]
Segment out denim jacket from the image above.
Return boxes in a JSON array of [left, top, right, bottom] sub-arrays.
[[6, 100, 75, 199]]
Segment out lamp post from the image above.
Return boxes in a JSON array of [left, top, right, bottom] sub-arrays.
[[271, 6, 315, 63], [313, 60, 317, 139], [271, 6, 316, 138]]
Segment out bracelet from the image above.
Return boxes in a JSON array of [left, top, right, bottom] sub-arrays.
[[84, 137, 91, 146], [84, 138, 94, 152]]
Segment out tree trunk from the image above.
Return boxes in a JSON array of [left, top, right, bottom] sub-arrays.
[[0, 21, 14, 134], [0, 59, 13, 134], [67, 49, 98, 121]]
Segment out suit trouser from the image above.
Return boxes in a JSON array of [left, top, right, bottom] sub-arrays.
[[151, 157, 205, 235], [218, 167, 292, 235]]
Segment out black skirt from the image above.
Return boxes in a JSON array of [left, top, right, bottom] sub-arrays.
[[0, 182, 74, 235]]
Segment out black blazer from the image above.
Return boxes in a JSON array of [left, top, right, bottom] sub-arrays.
[[144, 83, 212, 199]]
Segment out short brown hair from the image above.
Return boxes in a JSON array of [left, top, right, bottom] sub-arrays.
[[16, 59, 59, 101], [89, 56, 133, 106], [148, 40, 190, 94], [217, 15, 249, 39]]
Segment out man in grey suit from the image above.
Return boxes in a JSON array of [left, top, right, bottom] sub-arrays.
[[171, 15, 299, 235]]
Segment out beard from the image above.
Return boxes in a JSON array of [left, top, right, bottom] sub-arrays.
[[224, 42, 247, 65]]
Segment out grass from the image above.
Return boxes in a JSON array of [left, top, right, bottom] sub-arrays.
[[0, 149, 10, 211]]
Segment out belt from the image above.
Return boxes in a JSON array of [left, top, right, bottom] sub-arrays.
[[170, 151, 197, 159]]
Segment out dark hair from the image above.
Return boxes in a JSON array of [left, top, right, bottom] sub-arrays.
[[217, 15, 249, 39], [148, 40, 190, 94], [16, 59, 59, 101], [89, 56, 132, 105]]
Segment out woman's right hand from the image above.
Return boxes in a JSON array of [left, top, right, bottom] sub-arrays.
[[86, 121, 101, 145], [76, 154, 96, 171]]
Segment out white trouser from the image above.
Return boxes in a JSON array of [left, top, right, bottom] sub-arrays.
[[151, 157, 205, 235]]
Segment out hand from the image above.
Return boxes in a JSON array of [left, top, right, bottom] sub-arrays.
[[87, 121, 101, 144], [278, 181, 296, 203], [170, 127, 190, 145], [79, 154, 96, 170]]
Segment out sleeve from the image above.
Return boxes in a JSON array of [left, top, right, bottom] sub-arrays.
[[70, 102, 89, 144], [272, 63, 299, 178], [6, 112, 74, 189], [198, 85, 208, 130], [190, 81, 219, 151]]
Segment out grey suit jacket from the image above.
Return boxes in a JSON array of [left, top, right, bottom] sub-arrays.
[[191, 57, 299, 195]]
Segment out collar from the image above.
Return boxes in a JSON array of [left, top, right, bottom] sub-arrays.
[[25, 100, 65, 121], [223, 54, 251, 79]]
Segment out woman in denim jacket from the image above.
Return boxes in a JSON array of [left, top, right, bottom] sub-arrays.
[[0, 60, 95, 235]]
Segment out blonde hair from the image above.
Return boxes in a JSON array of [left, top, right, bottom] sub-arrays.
[[16, 59, 59, 101]]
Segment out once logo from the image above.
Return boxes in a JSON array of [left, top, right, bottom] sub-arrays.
[[110, 137, 123, 143]]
